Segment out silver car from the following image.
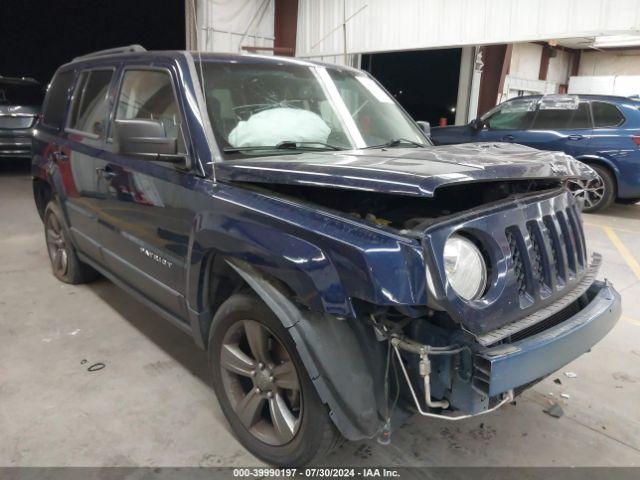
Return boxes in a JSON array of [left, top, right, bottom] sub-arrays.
[[0, 76, 42, 158]]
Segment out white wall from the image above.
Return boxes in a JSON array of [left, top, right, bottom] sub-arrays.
[[194, 0, 274, 53], [498, 42, 572, 101], [548, 49, 573, 84], [569, 75, 640, 95], [509, 43, 543, 79], [296, 0, 640, 60], [578, 49, 640, 75]]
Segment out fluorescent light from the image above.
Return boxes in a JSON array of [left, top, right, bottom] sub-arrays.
[[592, 34, 640, 48]]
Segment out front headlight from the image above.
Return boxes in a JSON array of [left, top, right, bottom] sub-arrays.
[[443, 234, 487, 300]]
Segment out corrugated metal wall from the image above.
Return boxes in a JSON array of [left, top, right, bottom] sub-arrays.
[[296, 0, 640, 60], [193, 0, 275, 53]]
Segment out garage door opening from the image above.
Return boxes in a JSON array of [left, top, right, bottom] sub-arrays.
[[361, 48, 462, 126]]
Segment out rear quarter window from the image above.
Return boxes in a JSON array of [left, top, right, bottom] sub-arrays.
[[592, 101, 625, 128], [41, 70, 75, 129]]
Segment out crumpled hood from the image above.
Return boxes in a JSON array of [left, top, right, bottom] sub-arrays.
[[215, 142, 594, 197]]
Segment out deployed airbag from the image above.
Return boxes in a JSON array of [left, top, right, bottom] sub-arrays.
[[229, 107, 331, 147]]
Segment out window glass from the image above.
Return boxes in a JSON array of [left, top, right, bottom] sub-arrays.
[[197, 61, 425, 156], [41, 71, 74, 128], [68, 69, 113, 135], [531, 102, 591, 130], [115, 69, 185, 152], [483, 99, 536, 130], [592, 102, 624, 128], [0, 80, 43, 106]]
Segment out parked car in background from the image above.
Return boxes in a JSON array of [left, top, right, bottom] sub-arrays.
[[0, 76, 43, 159], [430, 94, 640, 212], [32, 47, 620, 466]]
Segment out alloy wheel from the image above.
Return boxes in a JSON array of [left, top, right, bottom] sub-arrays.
[[220, 319, 302, 446], [45, 212, 68, 277], [568, 176, 605, 210]]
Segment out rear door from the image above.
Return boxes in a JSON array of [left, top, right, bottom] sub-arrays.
[[520, 100, 594, 157], [94, 64, 197, 321], [60, 67, 116, 261]]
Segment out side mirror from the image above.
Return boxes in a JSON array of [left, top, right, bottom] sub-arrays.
[[470, 118, 484, 131], [416, 120, 431, 137], [114, 119, 185, 163]]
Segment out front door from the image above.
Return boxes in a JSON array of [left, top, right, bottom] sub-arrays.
[[472, 97, 537, 144], [94, 65, 198, 321]]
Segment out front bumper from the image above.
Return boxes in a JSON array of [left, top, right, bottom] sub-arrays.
[[0, 130, 32, 157], [475, 279, 621, 397], [395, 279, 620, 420]]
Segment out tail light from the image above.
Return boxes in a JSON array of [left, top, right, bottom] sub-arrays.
[[632, 135, 640, 147]]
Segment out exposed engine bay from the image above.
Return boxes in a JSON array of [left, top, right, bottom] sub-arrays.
[[251, 178, 564, 233]]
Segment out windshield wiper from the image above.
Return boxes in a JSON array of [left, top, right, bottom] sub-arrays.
[[223, 140, 342, 153], [364, 138, 427, 149]]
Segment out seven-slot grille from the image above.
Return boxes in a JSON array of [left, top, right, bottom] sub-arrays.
[[0, 115, 34, 129], [506, 204, 587, 302]]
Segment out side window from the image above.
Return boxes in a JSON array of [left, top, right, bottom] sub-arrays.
[[41, 70, 75, 129], [592, 102, 624, 128], [531, 102, 591, 130], [115, 69, 185, 153], [485, 99, 536, 130], [68, 69, 114, 136]]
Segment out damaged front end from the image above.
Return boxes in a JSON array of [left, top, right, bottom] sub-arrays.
[[364, 187, 621, 427], [217, 143, 618, 436]]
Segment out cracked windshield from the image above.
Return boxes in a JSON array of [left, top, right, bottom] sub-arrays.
[[196, 58, 426, 156]]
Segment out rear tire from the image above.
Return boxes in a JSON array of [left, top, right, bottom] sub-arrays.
[[44, 200, 99, 284], [571, 164, 616, 213], [208, 292, 342, 466]]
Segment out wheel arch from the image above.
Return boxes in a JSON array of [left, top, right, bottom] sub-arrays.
[[217, 258, 387, 441], [32, 178, 53, 221], [575, 155, 619, 196]]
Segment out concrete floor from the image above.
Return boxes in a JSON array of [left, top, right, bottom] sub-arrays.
[[1, 159, 639, 467]]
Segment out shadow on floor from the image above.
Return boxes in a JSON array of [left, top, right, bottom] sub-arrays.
[[88, 277, 211, 386]]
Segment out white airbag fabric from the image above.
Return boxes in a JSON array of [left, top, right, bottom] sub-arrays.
[[228, 107, 331, 147]]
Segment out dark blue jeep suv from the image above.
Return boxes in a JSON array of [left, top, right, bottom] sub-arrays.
[[431, 94, 640, 212], [32, 46, 621, 466]]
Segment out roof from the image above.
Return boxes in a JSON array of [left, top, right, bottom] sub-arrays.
[[64, 45, 360, 73]]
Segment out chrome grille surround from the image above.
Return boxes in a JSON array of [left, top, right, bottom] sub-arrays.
[[0, 115, 34, 129]]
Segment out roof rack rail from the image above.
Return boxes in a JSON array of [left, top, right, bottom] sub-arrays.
[[73, 45, 146, 61]]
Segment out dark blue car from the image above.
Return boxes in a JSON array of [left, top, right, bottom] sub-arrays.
[[32, 47, 620, 466], [431, 94, 640, 212]]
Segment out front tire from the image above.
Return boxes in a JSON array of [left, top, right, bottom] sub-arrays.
[[44, 200, 99, 284], [209, 292, 341, 466]]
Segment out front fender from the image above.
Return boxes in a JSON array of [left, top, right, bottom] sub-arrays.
[[226, 259, 387, 441], [184, 184, 428, 324], [186, 209, 353, 318]]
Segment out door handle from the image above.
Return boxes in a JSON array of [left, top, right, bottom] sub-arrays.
[[96, 166, 116, 180], [502, 135, 515, 142], [567, 135, 584, 141]]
